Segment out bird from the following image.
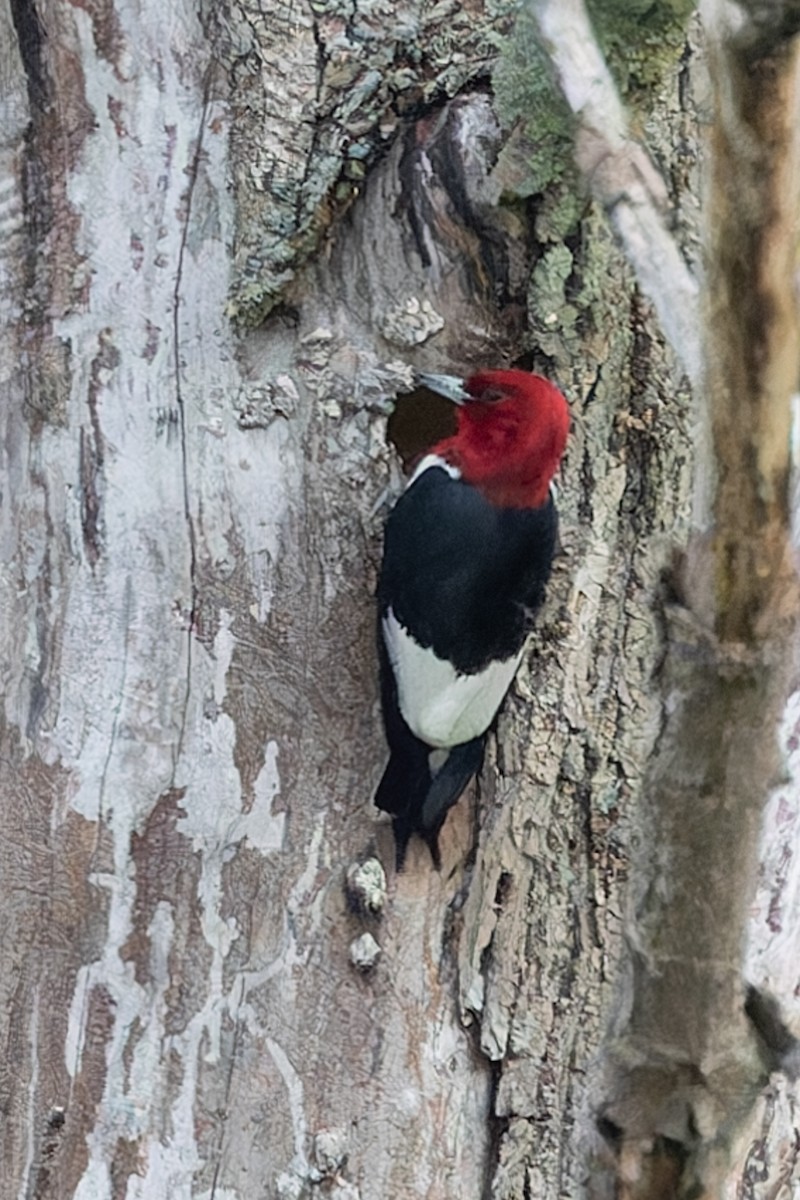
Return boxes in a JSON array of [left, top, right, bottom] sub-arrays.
[[374, 367, 570, 868]]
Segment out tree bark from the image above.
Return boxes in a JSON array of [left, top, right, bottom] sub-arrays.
[[2, 2, 799, 1199]]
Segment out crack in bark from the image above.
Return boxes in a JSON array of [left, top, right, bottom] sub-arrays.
[[208, 1007, 245, 1200], [170, 74, 212, 778], [95, 577, 133, 831], [480, 1056, 507, 1200], [80, 330, 117, 566], [9, 0, 50, 113]]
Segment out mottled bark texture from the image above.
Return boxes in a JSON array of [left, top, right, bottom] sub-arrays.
[[0, 2, 798, 1199], [591, 4, 800, 1197]]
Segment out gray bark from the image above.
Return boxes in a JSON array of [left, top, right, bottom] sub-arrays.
[[1, 2, 799, 1199]]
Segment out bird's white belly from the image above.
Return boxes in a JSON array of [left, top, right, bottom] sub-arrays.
[[382, 609, 523, 748]]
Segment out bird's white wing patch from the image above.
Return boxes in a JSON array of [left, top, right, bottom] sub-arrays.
[[382, 609, 523, 748]]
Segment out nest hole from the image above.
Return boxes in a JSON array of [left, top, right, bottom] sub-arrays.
[[387, 386, 458, 471]]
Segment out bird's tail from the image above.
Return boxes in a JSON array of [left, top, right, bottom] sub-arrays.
[[375, 735, 484, 869]]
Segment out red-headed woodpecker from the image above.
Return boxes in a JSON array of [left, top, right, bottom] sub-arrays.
[[375, 368, 570, 868]]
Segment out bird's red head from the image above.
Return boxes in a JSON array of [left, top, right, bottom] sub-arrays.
[[432, 369, 570, 508]]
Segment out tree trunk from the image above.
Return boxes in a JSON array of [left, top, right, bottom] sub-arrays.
[[1, 2, 799, 1198]]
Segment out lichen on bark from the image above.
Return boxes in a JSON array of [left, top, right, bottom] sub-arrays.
[[207, 0, 519, 326], [587, 0, 698, 94]]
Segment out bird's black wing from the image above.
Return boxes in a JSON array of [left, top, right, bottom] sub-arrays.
[[378, 466, 557, 674]]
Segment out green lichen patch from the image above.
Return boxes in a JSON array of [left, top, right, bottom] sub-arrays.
[[587, 0, 696, 98], [492, 5, 577, 199], [490, 1, 695, 215]]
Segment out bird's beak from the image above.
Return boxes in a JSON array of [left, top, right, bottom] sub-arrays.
[[415, 372, 471, 406]]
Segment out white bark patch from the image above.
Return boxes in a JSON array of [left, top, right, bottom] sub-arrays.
[[33, 0, 299, 1190], [268, 1036, 310, 1177], [238, 739, 285, 855], [747, 688, 800, 1015]]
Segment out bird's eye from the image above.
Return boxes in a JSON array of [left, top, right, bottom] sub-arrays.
[[476, 387, 504, 404]]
